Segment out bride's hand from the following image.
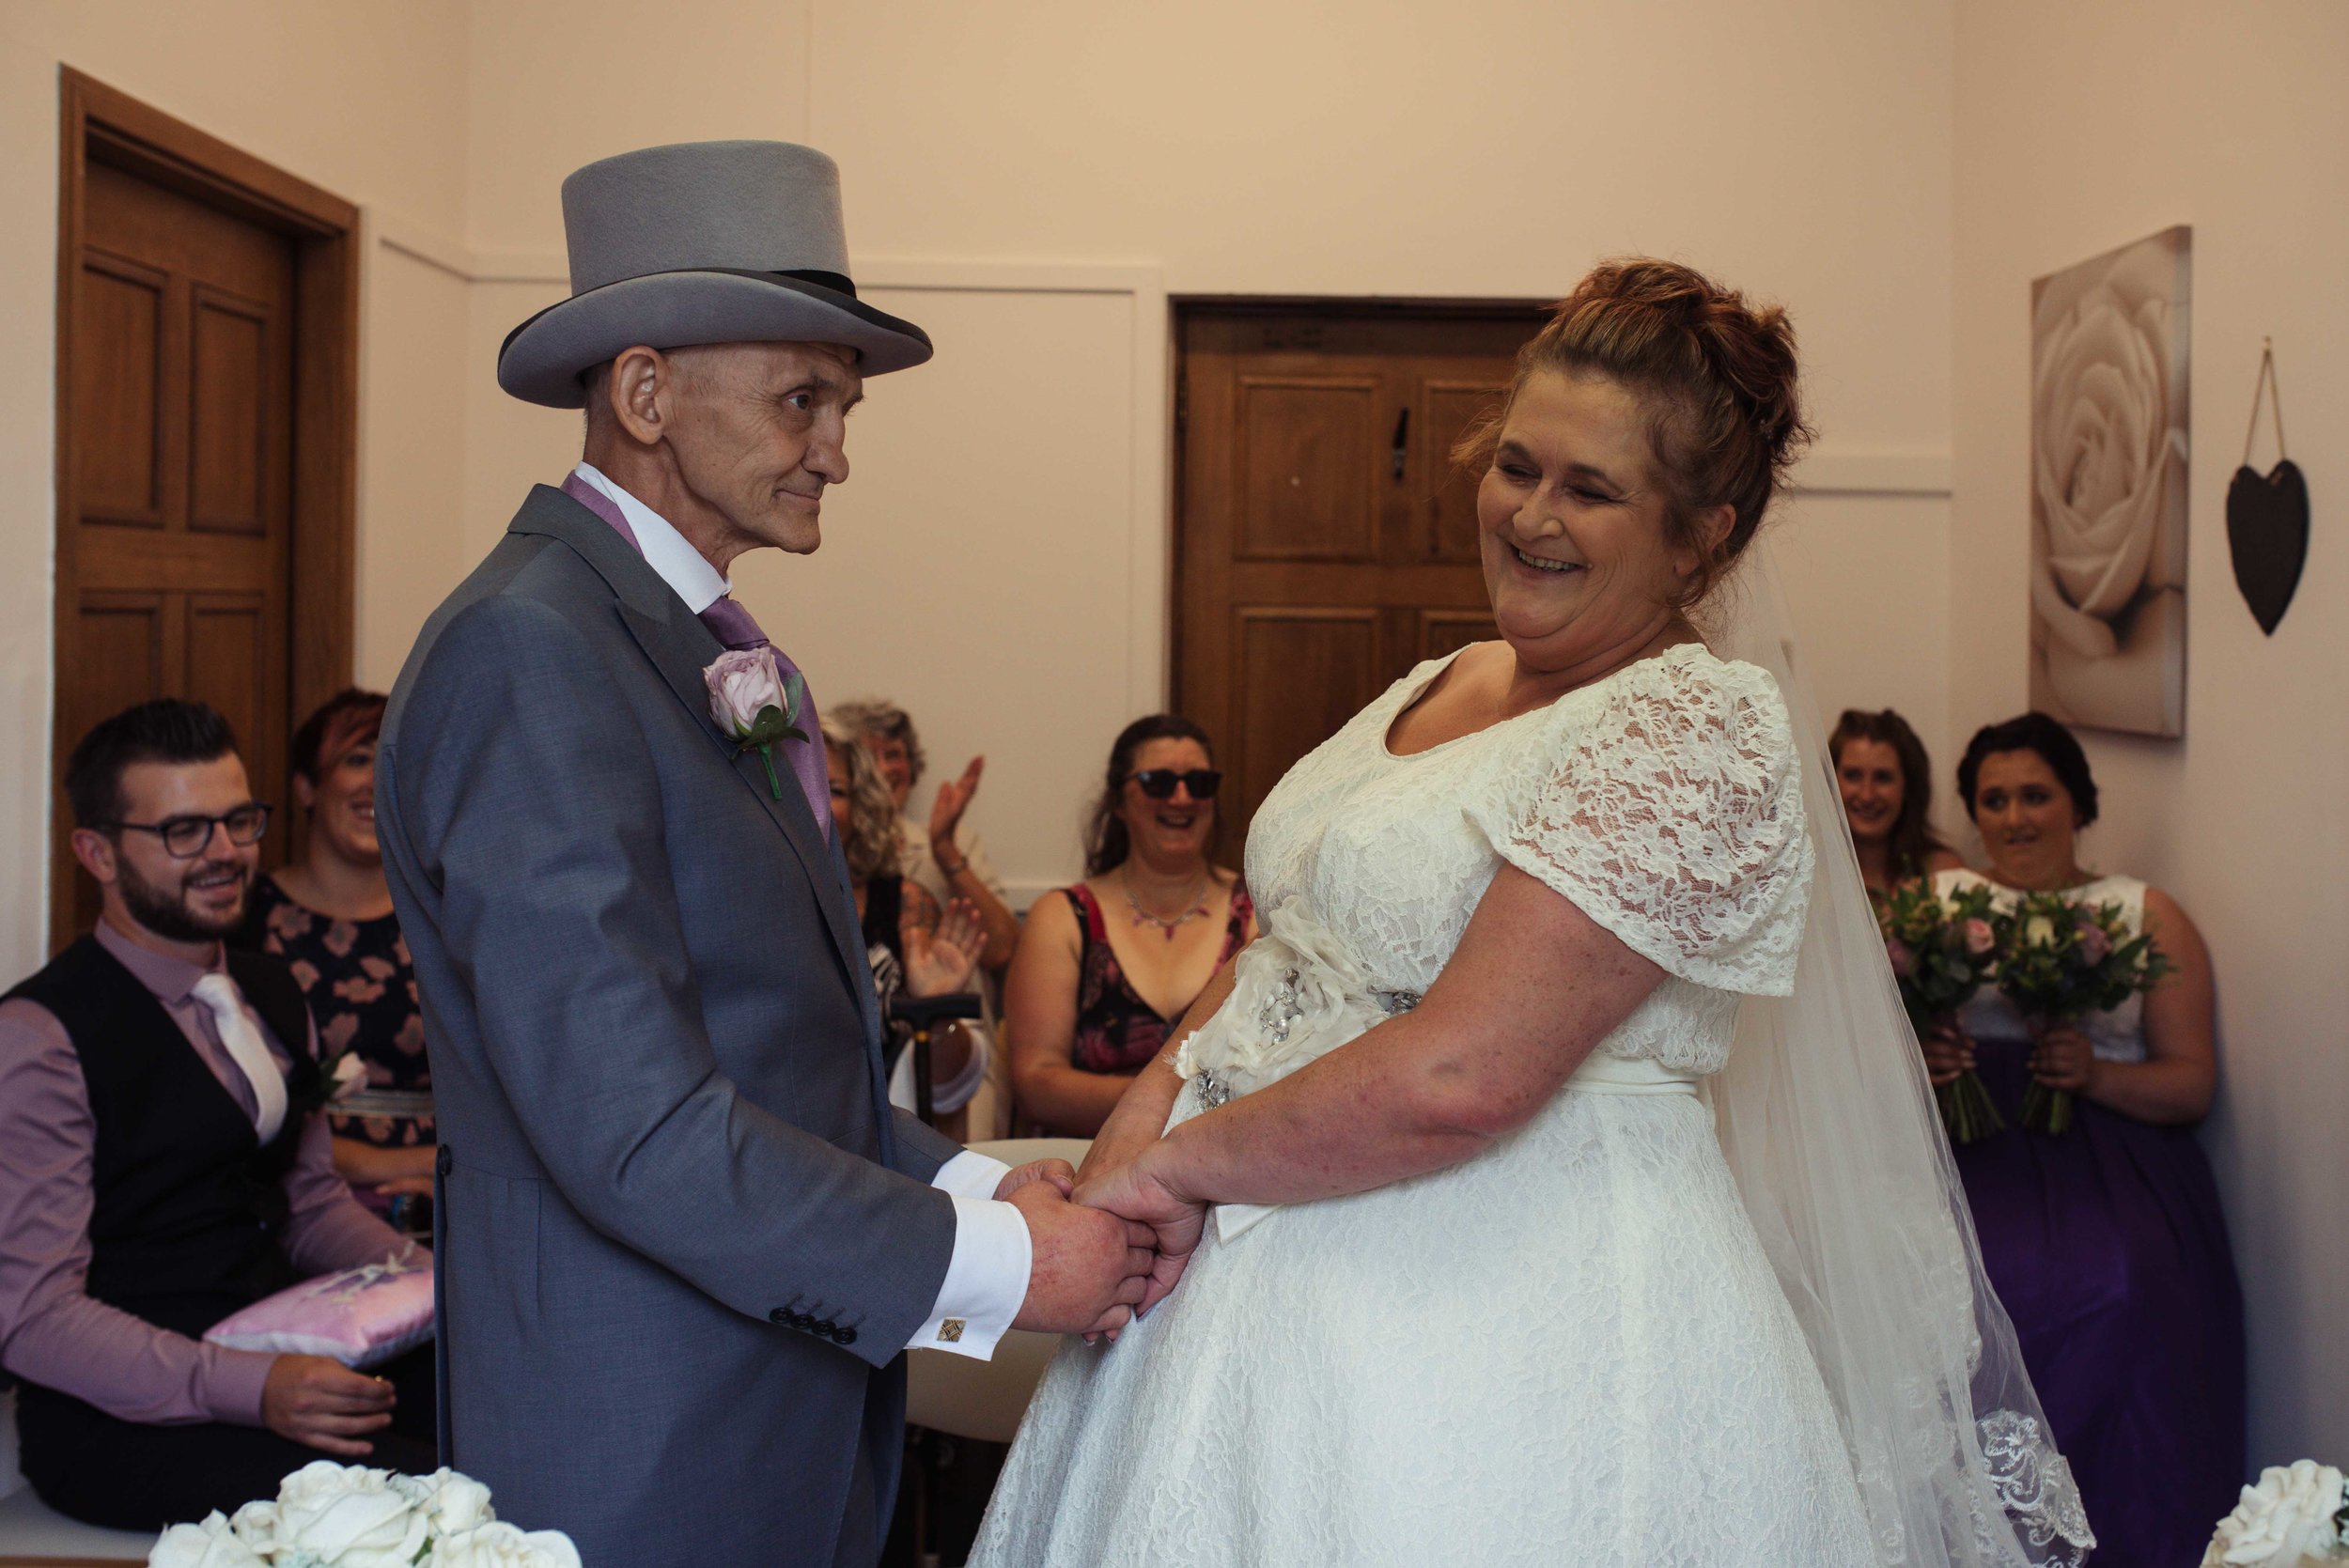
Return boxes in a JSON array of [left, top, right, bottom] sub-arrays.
[[904, 897, 983, 998], [1075, 1148, 1206, 1316]]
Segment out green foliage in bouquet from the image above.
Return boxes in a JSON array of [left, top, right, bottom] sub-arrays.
[[1991, 890, 2172, 1135], [1876, 880, 2003, 1144]]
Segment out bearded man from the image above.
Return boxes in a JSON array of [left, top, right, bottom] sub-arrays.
[[375, 141, 1148, 1566], [0, 699, 434, 1531]]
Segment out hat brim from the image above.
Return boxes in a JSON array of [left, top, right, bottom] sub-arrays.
[[496, 269, 934, 408]]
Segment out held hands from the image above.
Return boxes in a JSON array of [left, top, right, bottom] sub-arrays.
[[260, 1353, 396, 1457], [1005, 1178, 1156, 1338], [928, 757, 986, 867], [2028, 1023, 2098, 1094], [1074, 1146, 1206, 1319], [904, 896, 984, 998]]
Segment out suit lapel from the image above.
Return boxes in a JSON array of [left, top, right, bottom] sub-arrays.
[[510, 487, 872, 996]]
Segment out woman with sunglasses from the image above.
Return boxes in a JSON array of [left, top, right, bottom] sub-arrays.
[[1005, 716, 1257, 1137]]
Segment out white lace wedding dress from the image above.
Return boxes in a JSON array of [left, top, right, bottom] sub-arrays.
[[969, 644, 1876, 1567]]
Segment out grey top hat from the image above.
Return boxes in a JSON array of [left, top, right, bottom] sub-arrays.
[[497, 140, 932, 409]]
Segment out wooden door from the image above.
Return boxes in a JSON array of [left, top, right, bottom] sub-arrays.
[[1173, 303, 1543, 851], [54, 156, 297, 939]]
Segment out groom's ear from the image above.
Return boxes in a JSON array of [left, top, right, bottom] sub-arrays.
[[606, 344, 678, 449]]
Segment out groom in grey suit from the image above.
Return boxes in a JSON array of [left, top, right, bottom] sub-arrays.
[[378, 142, 1151, 1567]]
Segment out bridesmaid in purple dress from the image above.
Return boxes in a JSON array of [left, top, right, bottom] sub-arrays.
[[1928, 713, 2244, 1566]]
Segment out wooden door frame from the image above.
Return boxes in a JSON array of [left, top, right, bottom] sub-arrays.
[[1166, 294, 1546, 716], [51, 68, 360, 952]]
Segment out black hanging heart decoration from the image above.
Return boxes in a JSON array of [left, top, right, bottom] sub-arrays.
[[2226, 459, 2309, 636], [2226, 342, 2310, 637]]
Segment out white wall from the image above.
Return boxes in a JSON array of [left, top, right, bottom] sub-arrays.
[[453, 0, 1960, 892], [1953, 0, 2349, 1467], [0, 0, 476, 979]]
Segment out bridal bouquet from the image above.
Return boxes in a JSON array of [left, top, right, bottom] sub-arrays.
[[1990, 890, 2170, 1134], [2201, 1460, 2349, 1566], [150, 1461, 580, 1568], [1876, 880, 2004, 1144]]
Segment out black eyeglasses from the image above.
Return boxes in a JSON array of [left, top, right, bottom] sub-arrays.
[[103, 804, 272, 859], [1130, 768, 1221, 801]]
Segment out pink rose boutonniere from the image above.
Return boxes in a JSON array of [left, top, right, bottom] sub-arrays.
[[703, 647, 809, 801]]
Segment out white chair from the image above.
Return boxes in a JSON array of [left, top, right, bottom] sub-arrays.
[[904, 1137, 1088, 1444], [0, 1389, 152, 1566]]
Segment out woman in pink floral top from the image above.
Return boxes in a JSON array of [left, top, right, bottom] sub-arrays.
[[234, 691, 434, 1206]]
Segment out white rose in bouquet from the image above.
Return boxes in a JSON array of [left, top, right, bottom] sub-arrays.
[[2202, 1460, 2349, 1567], [2030, 229, 2188, 662], [432, 1520, 586, 1568], [272, 1461, 431, 1567], [394, 1467, 496, 1537], [148, 1512, 264, 1568]]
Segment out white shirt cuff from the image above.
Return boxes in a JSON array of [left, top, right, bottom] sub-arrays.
[[910, 1193, 1030, 1359], [930, 1149, 1009, 1200]]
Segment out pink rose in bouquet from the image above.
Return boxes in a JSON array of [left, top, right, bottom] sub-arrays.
[[1991, 891, 2171, 1133]]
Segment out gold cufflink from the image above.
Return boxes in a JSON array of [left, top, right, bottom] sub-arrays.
[[938, 1319, 965, 1343]]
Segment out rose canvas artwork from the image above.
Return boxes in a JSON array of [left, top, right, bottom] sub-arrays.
[[2030, 225, 2191, 737]]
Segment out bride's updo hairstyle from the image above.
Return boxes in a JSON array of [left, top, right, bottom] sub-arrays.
[[1459, 258, 1813, 609]]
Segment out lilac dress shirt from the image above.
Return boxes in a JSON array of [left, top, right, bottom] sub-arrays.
[[0, 920, 415, 1425]]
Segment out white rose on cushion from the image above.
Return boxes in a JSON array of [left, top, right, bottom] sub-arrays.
[[432, 1520, 586, 1568], [272, 1461, 430, 1567], [2201, 1460, 2349, 1567], [149, 1512, 264, 1568], [2030, 231, 2188, 660]]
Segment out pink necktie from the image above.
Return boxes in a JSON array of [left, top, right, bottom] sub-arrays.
[[561, 474, 830, 840]]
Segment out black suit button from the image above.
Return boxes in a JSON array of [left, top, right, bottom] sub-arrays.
[[770, 1309, 789, 1325], [836, 1327, 857, 1346], [435, 1146, 453, 1176]]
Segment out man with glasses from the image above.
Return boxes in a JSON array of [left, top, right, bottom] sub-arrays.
[[0, 699, 433, 1531]]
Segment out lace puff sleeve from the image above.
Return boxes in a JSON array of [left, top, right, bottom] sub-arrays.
[[1467, 651, 1814, 996]]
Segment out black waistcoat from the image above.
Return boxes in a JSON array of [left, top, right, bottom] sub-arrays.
[[4, 937, 317, 1339]]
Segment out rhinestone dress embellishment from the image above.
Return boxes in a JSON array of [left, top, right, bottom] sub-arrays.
[[1256, 969, 1305, 1046], [1196, 1069, 1233, 1110]]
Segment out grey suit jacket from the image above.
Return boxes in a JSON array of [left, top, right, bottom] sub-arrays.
[[378, 486, 968, 1567]]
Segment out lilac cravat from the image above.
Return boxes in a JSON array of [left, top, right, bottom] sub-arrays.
[[560, 473, 830, 840]]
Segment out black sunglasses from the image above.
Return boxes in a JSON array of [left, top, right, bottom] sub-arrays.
[[1130, 768, 1221, 801], [103, 803, 273, 859]]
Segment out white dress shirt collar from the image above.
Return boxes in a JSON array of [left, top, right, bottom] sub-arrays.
[[571, 462, 732, 614]]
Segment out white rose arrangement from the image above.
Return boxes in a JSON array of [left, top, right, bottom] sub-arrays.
[[149, 1463, 580, 1568], [2201, 1461, 2349, 1568]]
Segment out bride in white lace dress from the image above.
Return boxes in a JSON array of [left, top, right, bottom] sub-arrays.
[[970, 262, 2090, 1568]]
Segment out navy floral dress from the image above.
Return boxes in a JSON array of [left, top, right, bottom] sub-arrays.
[[241, 877, 434, 1149]]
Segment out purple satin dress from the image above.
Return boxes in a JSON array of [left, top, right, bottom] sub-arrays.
[[1939, 871, 2246, 1567]]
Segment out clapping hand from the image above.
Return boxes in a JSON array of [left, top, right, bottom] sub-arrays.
[[1075, 1148, 1206, 1319], [928, 756, 986, 857], [904, 897, 983, 998]]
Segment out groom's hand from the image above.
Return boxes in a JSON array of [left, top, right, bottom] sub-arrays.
[[994, 1158, 1076, 1202], [1006, 1181, 1155, 1336]]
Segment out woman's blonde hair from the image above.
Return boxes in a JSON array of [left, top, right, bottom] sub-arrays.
[[820, 712, 903, 885]]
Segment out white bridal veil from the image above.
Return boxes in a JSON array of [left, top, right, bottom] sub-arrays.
[[1711, 549, 2094, 1568]]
